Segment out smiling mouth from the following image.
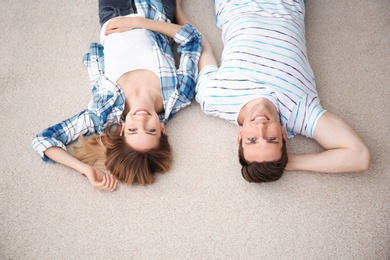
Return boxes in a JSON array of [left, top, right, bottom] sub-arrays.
[[251, 113, 269, 122], [133, 109, 151, 115]]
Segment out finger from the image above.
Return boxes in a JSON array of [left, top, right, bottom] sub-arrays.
[[110, 178, 118, 191], [104, 174, 112, 188], [94, 175, 107, 190], [94, 175, 117, 192], [104, 178, 117, 192], [105, 28, 115, 36], [103, 174, 116, 191], [106, 175, 114, 188]]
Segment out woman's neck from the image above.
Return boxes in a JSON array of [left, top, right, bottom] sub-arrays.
[[118, 70, 164, 114]]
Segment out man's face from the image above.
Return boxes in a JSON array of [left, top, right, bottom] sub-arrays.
[[238, 102, 286, 162], [122, 108, 165, 151]]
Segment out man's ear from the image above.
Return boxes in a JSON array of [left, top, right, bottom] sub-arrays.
[[281, 126, 288, 142], [120, 123, 125, 137], [160, 123, 166, 134], [237, 126, 243, 144]]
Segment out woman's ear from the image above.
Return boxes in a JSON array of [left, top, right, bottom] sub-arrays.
[[120, 123, 125, 137], [160, 123, 166, 134]]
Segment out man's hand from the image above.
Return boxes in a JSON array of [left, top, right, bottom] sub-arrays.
[[84, 166, 118, 192]]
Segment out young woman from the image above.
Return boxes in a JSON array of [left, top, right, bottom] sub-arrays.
[[32, 0, 202, 191]]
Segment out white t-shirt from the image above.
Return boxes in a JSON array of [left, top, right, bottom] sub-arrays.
[[100, 14, 159, 83], [196, 0, 326, 139]]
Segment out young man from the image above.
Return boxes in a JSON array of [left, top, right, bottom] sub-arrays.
[[196, 0, 371, 182]]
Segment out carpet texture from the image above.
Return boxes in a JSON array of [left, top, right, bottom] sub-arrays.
[[1, 0, 389, 259]]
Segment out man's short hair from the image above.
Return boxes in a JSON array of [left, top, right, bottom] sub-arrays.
[[238, 139, 288, 182]]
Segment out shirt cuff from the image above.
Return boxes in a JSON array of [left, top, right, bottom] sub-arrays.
[[174, 23, 201, 45]]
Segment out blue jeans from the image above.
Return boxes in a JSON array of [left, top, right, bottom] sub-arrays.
[[99, 0, 176, 26]]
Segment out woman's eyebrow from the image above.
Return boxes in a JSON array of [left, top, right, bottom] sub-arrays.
[[127, 131, 157, 136]]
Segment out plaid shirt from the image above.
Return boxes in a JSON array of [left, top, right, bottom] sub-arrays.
[[32, 5, 202, 162]]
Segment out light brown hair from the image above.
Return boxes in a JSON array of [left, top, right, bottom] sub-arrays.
[[73, 123, 172, 185]]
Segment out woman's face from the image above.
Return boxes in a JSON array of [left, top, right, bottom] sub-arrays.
[[122, 108, 165, 151]]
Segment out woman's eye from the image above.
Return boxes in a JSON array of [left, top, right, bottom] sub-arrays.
[[248, 137, 256, 142], [148, 129, 156, 133], [128, 128, 136, 132], [268, 137, 276, 141]]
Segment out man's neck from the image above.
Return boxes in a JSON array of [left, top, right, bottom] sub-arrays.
[[237, 97, 278, 125]]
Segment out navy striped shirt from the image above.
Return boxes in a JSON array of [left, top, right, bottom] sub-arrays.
[[196, 0, 325, 139]]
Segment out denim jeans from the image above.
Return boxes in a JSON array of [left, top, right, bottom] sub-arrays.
[[99, 0, 176, 26]]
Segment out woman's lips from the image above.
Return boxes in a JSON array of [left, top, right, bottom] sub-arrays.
[[133, 108, 151, 115]]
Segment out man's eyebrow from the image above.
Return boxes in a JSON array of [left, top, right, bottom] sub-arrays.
[[244, 140, 279, 144]]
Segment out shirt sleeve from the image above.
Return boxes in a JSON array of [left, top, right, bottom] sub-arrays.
[[32, 110, 104, 163], [286, 93, 327, 139], [83, 43, 105, 88], [195, 65, 219, 111], [173, 23, 202, 103]]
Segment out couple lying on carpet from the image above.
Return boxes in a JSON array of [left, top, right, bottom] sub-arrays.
[[32, 0, 371, 191]]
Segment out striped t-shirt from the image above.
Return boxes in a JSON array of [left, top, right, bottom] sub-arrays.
[[196, 0, 326, 139]]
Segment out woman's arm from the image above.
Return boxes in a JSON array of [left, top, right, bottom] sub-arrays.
[[105, 16, 181, 38], [286, 112, 371, 172], [32, 109, 119, 191], [44, 147, 118, 191], [32, 110, 105, 162]]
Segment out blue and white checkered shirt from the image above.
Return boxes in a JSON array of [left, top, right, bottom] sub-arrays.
[[32, 5, 201, 162]]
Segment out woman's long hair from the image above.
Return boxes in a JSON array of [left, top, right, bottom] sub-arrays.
[[73, 123, 172, 185]]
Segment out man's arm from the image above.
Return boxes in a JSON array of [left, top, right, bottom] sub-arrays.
[[286, 112, 371, 172], [197, 32, 218, 71], [175, 0, 218, 71]]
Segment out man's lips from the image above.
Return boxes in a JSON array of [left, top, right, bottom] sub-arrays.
[[133, 108, 151, 115], [251, 113, 269, 122]]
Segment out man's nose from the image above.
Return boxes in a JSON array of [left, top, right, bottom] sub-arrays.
[[253, 122, 267, 129], [254, 124, 267, 138]]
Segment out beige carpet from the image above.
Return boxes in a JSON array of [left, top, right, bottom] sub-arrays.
[[1, 0, 389, 259]]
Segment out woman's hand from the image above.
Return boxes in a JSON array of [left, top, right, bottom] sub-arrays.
[[84, 166, 118, 192], [106, 14, 182, 38], [43, 147, 118, 192], [105, 16, 144, 35]]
